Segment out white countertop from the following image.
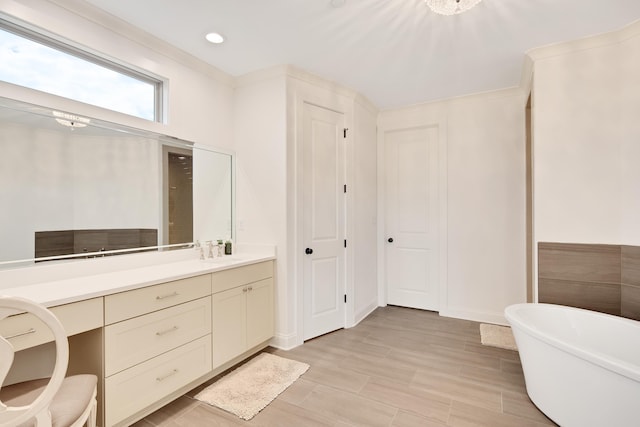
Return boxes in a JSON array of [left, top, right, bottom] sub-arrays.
[[0, 252, 275, 307]]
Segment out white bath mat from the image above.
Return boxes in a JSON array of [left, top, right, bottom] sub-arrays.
[[480, 323, 518, 351], [194, 352, 309, 420]]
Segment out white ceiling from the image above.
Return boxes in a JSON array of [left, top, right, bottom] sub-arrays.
[[83, 0, 640, 110]]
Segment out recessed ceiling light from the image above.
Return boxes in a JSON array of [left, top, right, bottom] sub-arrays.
[[205, 32, 225, 44]]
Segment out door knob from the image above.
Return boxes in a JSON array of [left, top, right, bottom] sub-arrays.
[[387, 238, 394, 243], [305, 248, 313, 255]]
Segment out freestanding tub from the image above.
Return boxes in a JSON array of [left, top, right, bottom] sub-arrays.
[[505, 303, 640, 427]]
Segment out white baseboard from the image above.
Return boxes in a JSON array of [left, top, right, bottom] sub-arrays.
[[270, 301, 380, 349], [352, 301, 379, 327], [269, 331, 300, 350]]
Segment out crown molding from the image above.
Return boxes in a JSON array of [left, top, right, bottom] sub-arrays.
[[527, 18, 640, 63], [519, 54, 534, 102], [235, 64, 379, 113]]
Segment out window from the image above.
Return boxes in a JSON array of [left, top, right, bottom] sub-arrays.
[[0, 20, 161, 121]]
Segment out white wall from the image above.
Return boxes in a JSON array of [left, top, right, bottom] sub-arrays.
[[233, 71, 289, 345], [352, 97, 379, 323], [531, 21, 640, 246], [445, 90, 526, 323], [378, 88, 526, 324]]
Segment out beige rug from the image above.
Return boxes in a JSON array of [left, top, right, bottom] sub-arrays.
[[480, 323, 518, 351], [194, 353, 309, 420]]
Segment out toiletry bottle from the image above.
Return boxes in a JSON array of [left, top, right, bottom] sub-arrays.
[[224, 239, 232, 255]]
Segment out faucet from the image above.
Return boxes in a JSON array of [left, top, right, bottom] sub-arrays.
[[206, 241, 215, 259]]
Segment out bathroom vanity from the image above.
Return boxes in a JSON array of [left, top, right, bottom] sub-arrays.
[[0, 94, 265, 426], [0, 252, 275, 427]]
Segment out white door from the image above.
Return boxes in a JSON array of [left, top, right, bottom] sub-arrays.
[[385, 126, 439, 310], [302, 102, 345, 340]]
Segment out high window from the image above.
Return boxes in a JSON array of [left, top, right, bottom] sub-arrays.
[[0, 20, 162, 121]]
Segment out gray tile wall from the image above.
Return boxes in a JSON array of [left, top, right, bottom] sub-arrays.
[[538, 242, 640, 321], [35, 228, 158, 259], [621, 245, 640, 320]]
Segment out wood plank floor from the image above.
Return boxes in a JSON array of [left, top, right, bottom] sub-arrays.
[[132, 306, 557, 426]]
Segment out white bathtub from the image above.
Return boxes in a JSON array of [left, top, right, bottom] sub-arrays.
[[505, 303, 640, 427]]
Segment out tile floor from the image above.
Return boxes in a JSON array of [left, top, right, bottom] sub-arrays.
[[132, 306, 557, 426]]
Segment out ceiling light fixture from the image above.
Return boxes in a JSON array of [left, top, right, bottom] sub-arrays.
[[425, 0, 482, 15], [205, 32, 225, 44], [52, 111, 90, 129]]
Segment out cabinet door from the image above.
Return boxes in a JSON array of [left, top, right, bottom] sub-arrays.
[[212, 286, 246, 368], [246, 278, 274, 349]]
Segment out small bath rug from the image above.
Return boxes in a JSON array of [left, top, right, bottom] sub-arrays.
[[480, 323, 518, 351], [194, 352, 309, 420]]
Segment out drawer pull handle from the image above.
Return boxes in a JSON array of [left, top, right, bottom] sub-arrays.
[[156, 292, 179, 300], [242, 287, 248, 292], [4, 328, 36, 339], [156, 369, 178, 382], [247, 286, 253, 291], [156, 326, 179, 336]]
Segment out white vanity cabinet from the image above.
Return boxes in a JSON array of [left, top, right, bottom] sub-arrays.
[[0, 255, 276, 427], [211, 261, 274, 368], [103, 275, 212, 426]]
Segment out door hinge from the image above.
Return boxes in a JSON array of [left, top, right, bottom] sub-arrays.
[[344, 294, 347, 303], [343, 128, 348, 138], [344, 239, 347, 248], [344, 184, 347, 193]]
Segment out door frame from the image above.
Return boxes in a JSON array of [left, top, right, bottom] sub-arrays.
[[290, 80, 354, 347], [377, 108, 448, 312]]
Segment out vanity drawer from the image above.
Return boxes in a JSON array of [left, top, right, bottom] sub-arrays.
[[104, 274, 211, 324], [212, 261, 273, 293], [0, 297, 104, 352], [105, 296, 211, 376], [105, 335, 212, 427]]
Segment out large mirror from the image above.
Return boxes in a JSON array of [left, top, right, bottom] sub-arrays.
[[0, 96, 233, 269]]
